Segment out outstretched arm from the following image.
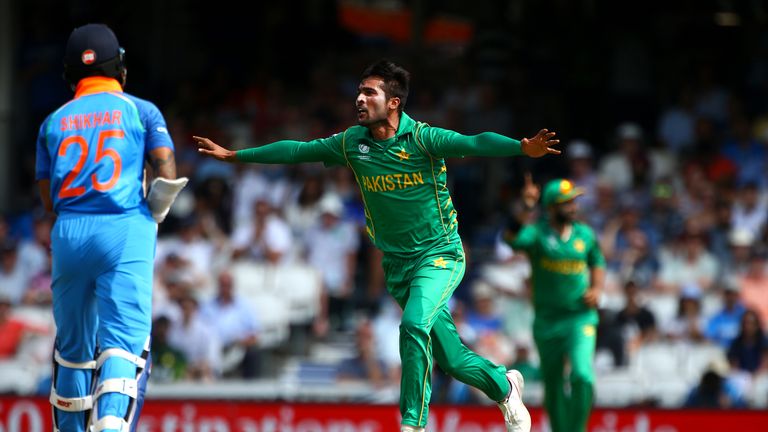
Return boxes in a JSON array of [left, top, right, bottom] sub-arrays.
[[420, 127, 560, 158], [194, 134, 346, 166]]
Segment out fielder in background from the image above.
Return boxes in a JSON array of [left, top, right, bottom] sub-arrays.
[[504, 174, 605, 432], [194, 60, 562, 432], [35, 23, 187, 432]]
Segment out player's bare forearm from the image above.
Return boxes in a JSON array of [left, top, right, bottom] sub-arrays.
[[37, 180, 53, 214], [148, 147, 177, 179], [583, 267, 605, 307], [590, 266, 605, 291], [193, 136, 237, 162]]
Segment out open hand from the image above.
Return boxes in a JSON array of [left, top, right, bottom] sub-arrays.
[[193, 136, 236, 162], [521, 129, 560, 158]]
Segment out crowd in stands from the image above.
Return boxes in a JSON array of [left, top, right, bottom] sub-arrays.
[[3, 15, 768, 407]]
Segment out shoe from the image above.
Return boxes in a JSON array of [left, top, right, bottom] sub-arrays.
[[497, 369, 531, 432], [400, 426, 425, 432]]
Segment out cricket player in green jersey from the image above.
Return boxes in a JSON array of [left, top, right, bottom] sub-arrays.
[[504, 175, 606, 432], [194, 60, 561, 432]]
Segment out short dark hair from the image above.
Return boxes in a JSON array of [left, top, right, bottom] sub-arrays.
[[361, 60, 410, 112]]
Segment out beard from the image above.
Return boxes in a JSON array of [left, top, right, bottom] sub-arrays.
[[553, 207, 576, 224], [357, 106, 387, 126]]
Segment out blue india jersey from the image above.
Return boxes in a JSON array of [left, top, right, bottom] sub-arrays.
[[35, 77, 174, 215]]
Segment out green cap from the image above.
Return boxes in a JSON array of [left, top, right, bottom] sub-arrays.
[[542, 179, 584, 207]]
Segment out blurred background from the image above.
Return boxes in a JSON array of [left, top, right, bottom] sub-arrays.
[[1, 0, 768, 427]]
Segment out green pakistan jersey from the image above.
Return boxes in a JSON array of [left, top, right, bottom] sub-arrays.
[[236, 112, 523, 256], [507, 220, 606, 320]]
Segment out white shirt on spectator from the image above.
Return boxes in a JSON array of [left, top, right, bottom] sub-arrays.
[[304, 221, 359, 295], [731, 195, 768, 239], [231, 215, 293, 263], [200, 297, 260, 346], [658, 248, 719, 292], [155, 237, 215, 291], [17, 240, 47, 278], [168, 314, 222, 374], [0, 257, 31, 305], [232, 169, 290, 228]]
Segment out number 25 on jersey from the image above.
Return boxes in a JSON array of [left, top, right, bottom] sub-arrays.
[[58, 129, 124, 199]]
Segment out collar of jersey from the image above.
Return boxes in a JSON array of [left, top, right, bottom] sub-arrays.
[[396, 112, 416, 138], [368, 112, 416, 143], [74, 77, 123, 99]]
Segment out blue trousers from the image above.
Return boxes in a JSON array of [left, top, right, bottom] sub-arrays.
[[51, 209, 155, 432]]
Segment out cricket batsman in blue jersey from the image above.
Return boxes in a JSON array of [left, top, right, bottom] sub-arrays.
[[35, 24, 188, 432]]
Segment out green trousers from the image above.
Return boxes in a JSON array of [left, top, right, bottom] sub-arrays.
[[383, 243, 510, 428], [533, 312, 597, 432]]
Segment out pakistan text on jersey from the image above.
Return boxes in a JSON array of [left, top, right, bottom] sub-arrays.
[[360, 172, 425, 193], [539, 258, 587, 275], [60, 110, 123, 131]]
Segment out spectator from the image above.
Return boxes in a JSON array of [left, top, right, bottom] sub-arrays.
[[691, 126, 737, 190], [656, 231, 718, 293], [155, 216, 216, 290], [231, 199, 293, 264], [683, 358, 745, 409], [0, 239, 32, 304], [372, 297, 403, 375], [326, 167, 366, 229], [739, 251, 768, 326], [647, 180, 685, 242], [705, 281, 746, 349], [149, 316, 187, 382], [154, 254, 200, 320], [721, 116, 766, 188], [24, 253, 52, 306], [303, 193, 360, 333], [566, 140, 598, 210], [466, 281, 513, 366], [584, 181, 618, 234], [677, 157, 723, 220], [336, 318, 393, 388], [657, 85, 697, 153], [200, 271, 262, 378], [601, 199, 659, 271], [610, 228, 659, 290], [596, 308, 626, 368], [715, 227, 754, 286], [616, 280, 657, 354], [663, 283, 706, 343], [727, 309, 768, 374], [285, 173, 326, 243], [17, 214, 51, 279], [167, 294, 222, 381], [231, 165, 290, 229], [509, 337, 541, 384], [731, 181, 767, 239], [598, 122, 651, 194]]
